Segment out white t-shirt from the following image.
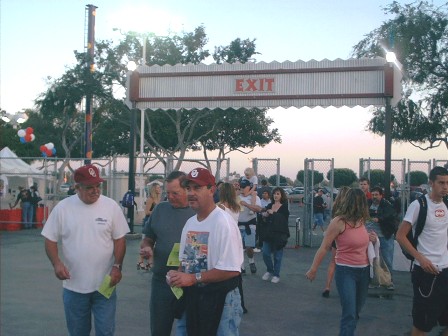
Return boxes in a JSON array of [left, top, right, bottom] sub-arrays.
[[248, 175, 258, 187], [42, 195, 129, 293], [403, 194, 448, 268], [238, 194, 261, 222], [179, 207, 243, 273], [221, 205, 240, 224]]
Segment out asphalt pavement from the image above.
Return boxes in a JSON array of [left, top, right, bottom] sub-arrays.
[[0, 221, 446, 335]]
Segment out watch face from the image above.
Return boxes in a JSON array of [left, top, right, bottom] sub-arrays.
[[195, 272, 202, 282]]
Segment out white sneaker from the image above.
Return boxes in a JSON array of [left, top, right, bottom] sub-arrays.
[[312, 231, 317, 236], [271, 276, 280, 283], [262, 272, 272, 281], [253, 248, 261, 253], [249, 211, 254, 215]]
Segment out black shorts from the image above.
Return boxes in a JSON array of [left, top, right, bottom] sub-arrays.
[[411, 265, 448, 332]]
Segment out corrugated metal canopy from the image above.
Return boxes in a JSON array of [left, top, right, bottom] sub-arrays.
[[126, 58, 402, 110]]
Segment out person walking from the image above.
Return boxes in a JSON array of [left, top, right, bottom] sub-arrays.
[[41, 164, 129, 336], [260, 187, 290, 284], [312, 189, 327, 235], [306, 188, 376, 336], [10, 186, 33, 229], [137, 183, 162, 271], [140, 171, 195, 336], [166, 167, 243, 336], [396, 166, 448, 336], [217, 182, 248, 314]]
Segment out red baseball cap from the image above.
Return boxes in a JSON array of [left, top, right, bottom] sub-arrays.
[[184, 168, 216, 187], [74, 164, 105, 186]]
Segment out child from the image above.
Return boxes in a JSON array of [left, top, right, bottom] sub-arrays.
[[244, 167, 258, 214]]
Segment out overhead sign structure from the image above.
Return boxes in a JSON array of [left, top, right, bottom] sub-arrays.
[[126, 58, 402, 110]]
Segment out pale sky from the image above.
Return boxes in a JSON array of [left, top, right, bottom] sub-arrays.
[[1, 0, 447, 180]]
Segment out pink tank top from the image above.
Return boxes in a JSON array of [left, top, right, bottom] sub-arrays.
[[335, 222, 369, 267]]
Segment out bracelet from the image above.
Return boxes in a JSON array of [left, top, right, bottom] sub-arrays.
[[112, 263, 122, 271]]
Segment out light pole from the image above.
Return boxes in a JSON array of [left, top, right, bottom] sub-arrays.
[[384, 53, 396, 198], [127, 62, 139, 233]]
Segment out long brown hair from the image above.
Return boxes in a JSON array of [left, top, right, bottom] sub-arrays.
[[332, 186, 350, 217], [219, 182, 241, 212], [333, 188, 369, 224]]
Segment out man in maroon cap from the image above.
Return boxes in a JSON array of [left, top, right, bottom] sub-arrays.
[[42, 164, 129, 336], [166, 167, 244, 336]]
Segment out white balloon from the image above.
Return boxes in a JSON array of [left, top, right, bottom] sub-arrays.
[[17, 129, 26, 137], [46, 143, 54, 150], [30, 134, 36, 141]]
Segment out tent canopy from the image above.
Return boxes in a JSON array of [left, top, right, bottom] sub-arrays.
[[0, 147, 42, 176]]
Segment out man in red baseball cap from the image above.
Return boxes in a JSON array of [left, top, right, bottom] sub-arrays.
[[42, 164, 129, 335], [167, 167, 244, 335]]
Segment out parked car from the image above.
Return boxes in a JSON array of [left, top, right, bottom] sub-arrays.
[[288, 189, 305, 203]]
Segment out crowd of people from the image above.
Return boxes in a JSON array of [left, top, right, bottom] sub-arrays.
[[39, 163, 448, 336]]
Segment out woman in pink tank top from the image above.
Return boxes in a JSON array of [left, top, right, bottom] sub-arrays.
[[306, 188, 377, 336]]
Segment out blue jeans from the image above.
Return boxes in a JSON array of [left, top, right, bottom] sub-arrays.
[[262, 241, 284, 277], [176, 288, 243, 336], [313, 213, 324, 227], [379, 236, 394, 276], [63, 288, 117, 336], [150, 276, 178, 336], [335, 265, 370, 336], [21, 201, 33, 228]]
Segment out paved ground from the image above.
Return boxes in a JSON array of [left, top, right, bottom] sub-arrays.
[[2, 226, 448, 336]]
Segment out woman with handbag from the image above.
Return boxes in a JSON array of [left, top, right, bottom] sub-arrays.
[[261, 187, 290, 284], [306, 188, 377, 336]]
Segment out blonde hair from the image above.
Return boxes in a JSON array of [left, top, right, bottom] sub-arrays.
[[331, 186, 350, 217], [219, 183, 241, 212], [148, 183, 162, 203], [333, 188, 369, 224], [244, 167, 255, 177]]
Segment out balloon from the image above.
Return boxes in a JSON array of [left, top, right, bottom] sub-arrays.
[[45, 148, 53, 156], [25, 127, 33, 135], [40, 145, 46, 152], [19, 137, 26, 144], [41, 152, 47, 158], [46, 143, 54, 150], [17, 129, 26, 137], [52, 148, 56, 155], [30, 134, 36, 142], [24, 134, 32, 142]]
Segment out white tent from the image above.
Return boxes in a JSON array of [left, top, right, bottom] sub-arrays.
[[0, 147, 42, 175]]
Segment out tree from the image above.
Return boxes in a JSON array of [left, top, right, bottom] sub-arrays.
[[362, 169, 395, 189], [330, 168, 358, 188], [268, 174, 287, 186], [296, 170, 324, 186], [406, 171, 428, 186], [352, 1, 448, 151]]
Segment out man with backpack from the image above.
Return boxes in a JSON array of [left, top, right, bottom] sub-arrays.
[[397, 166, 448, 336], [367, 186, 398, 290]]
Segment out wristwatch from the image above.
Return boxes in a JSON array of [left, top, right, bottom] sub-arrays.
[[112, 263, 122, 271], [195, 272, 202, 284]]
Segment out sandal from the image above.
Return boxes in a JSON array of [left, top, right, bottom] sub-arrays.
[[146, 263, 152, 270], [137, 262, 145, 270]]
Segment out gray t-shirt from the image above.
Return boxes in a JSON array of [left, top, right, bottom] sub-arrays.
[[142, 201, 195, 279]]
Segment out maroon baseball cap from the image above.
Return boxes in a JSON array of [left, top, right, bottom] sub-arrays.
[[74, 164, 105, 186], [184, 168, 216, 187]]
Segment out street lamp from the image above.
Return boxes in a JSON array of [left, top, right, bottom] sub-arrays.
[[384, 52, 396, 198], [1, 111, 28, 129]]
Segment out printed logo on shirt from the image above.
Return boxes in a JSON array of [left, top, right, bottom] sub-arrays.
[[181, 231, 209, 274], [435, 209, 445, 217], [95, 217, 108, 225]]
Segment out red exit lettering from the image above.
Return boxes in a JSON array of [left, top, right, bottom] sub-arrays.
[[235, 78, 275, 92]]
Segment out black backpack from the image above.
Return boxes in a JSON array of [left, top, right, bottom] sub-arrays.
[[402, 195, 448, 261]]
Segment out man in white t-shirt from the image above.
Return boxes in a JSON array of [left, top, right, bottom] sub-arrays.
[[397, 166, 448, 336], [166, 167, 243, 336], [238, 178, 262, 274], [42, 164, 129, 336]]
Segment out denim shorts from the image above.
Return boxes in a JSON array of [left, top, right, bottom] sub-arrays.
[[239, 225, 256, 248], [411, 265, 448, 332]]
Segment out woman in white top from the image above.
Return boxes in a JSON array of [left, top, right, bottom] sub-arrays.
[[217, 182, 248, 313]]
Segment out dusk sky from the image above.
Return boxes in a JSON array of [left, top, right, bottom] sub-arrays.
[[1, 0, 446, 179]]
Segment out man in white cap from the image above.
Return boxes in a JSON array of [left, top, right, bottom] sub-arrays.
[[42, 164, 129, 336], [166, 167, 244, 336]]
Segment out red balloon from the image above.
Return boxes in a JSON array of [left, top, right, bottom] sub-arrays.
[[25, 127, 33, 135], [40, 145, 46, 152], [24, 134, 32, 142], [46, 148, 53, 157]]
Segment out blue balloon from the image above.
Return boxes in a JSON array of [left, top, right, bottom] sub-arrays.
[[52, 148, 56, 155], [19, 137, 26, 144], [41, 152, 47, 157]]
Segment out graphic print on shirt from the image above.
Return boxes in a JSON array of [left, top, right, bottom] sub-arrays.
[[181, 231, 209, 274]]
